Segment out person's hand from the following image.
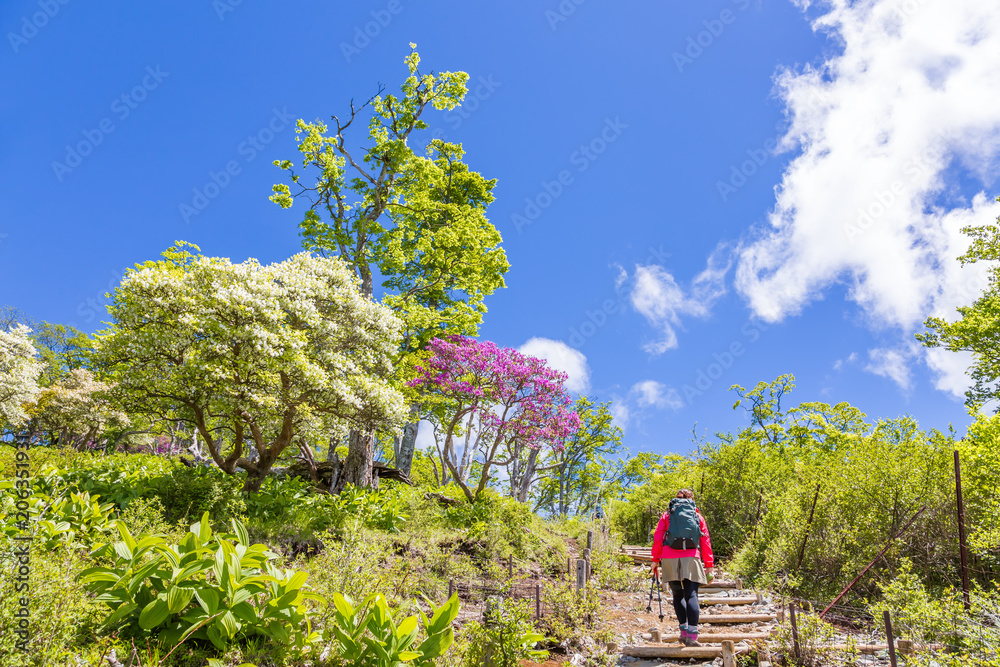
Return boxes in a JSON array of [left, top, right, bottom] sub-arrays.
[[706, 568, 715, 583], [650, 563, 659, 577]]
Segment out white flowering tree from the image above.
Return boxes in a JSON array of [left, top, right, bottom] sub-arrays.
[[28, 368, 129, 450], [94, 243, 407, 492], [0, 325, 43, 428]]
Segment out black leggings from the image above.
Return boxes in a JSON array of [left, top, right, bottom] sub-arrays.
[[668, 579, 700, 627]]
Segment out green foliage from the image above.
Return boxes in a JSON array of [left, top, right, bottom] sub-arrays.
[[868, 559, 963, 644], [271, 47, 507, 350], [0, 545, 105, 666], [541, 582, 608, 645], [533, 397, 626, 518], [918, 198, 1000, 410], [773, 604, 841, 667], [458, 598, 547, 667], [152, 465, 248, 524], [79, 514, 321, 654], [326, 592, 459, 666]]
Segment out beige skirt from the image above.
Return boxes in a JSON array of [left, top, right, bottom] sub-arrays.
[[659, 556, 708, 584]]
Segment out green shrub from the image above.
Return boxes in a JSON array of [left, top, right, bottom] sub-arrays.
[[325, 592, 459, 666], [0, 543, 105, 666], [79, 514, 321, 655], [150, 465, 247, 524], [458, 598, 547, 667], [540, 582, 609, 645]]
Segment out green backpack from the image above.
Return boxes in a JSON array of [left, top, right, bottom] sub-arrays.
[[664, 498, 702, 550]]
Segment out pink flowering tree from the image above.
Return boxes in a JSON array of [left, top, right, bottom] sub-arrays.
[[410, 336, 580, 503]]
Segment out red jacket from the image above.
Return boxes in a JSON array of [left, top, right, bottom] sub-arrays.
[[651, 510, 714, 567]]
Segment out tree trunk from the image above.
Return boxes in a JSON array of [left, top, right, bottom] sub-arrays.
[[336, 429, 374, 491], [244, 471, 266, 494], [396, 403, 421, 476]]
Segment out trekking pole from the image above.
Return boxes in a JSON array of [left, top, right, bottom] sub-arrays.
[[645, 573, 655, 613], [655, 572, 664, 622]]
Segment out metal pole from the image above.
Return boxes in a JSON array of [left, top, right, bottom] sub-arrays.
[[955, 450, 971, 611], [448, 578, 454, 599], [820, 506, 926, 618], [796, 484, 821, 571], [535, 583, 541, 619], [508, 554, 513, 580], [883, 610, 898, 667]]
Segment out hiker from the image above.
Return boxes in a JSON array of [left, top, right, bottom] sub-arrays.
[[651, 488, 714, 647]]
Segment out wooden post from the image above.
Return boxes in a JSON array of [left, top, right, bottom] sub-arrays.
[[535, 583, 541, 620], [955, 450, 971, 611], [448, 578, 454, 599], [884, 610, 898, 667], [789, 604, 801, 665], [650, 628, 661, 642], [587, 530, 593, 551], [567, 556, 572, 580], [583, 548, 591, 584], [575, 559, 586, 591], [721, 640, 737, 667], [508, 554, 513, 579], [820, 506, 927, 617], [796, 483, 821, 571]]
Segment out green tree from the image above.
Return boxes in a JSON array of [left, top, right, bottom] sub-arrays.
[[271, 47, 509, 485], [93, 243, 405, 492], [918, 198, 1000, 410], [532, 398, 625, 516]]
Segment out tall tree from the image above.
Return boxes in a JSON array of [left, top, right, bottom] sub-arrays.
[[94, 244, 405, 492], [532, 397, 625, 516], [409, 336, 579, 503], [918, 199, 1000, 410], [271, 48, 508, 485], [0, 324, 43, 430]]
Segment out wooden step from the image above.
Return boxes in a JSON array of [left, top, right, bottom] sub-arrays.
[[699, 613, 777, 624], [700, 596, 760, 606], [622, 644, 750, 659], [658, 632, 772, 643]]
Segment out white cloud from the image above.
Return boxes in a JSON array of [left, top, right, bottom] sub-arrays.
[[865, 347, 915, 391], [736, 0, 1000, 396], [630, 245, 732, 355], [631, 380, 685, 410], [609, 399, 630, 432], [518, 337, 591, 393], [833, 351, 859, 371]]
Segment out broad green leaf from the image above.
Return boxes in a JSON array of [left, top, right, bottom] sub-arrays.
[[194, 588, 221, 614], [165, 586, 195, 614], [138, 599, 170, 630], [416, 630, 453, 659], [230, 518, 249, 547]]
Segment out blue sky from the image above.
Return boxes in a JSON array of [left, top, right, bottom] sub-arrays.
[[3, 0, 999, 456]]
